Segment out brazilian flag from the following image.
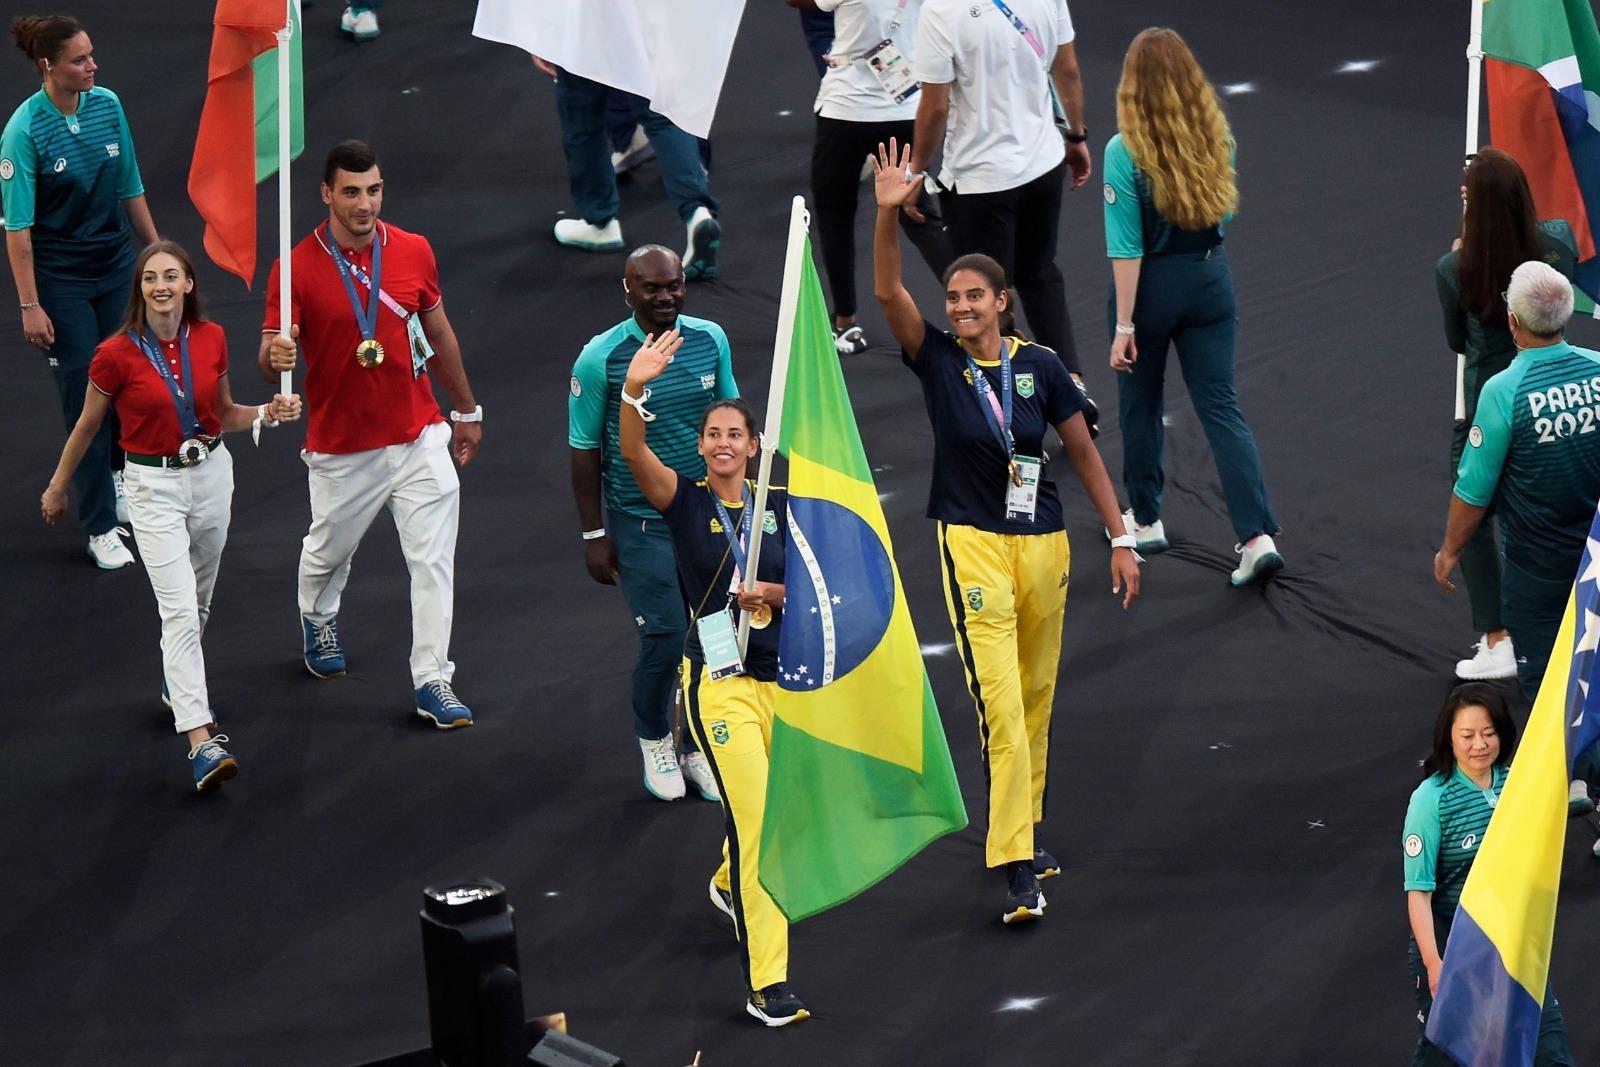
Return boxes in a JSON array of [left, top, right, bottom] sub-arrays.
[[758, 233, 967, 922]]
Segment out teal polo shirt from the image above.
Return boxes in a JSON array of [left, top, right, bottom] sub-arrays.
[[1102, 132, 1231, 258], [1455, 339, 1600, 576], [1402, 764, 1506, 929], [1, 86, 143, 280], [568, 313, 738, 519]]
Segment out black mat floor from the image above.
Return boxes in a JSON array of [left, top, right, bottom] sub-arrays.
[[4, 2, 1599, 1064]]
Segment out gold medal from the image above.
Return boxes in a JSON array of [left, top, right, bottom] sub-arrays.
[[355, 338, 385, 368], [749, 603, 773, 630]]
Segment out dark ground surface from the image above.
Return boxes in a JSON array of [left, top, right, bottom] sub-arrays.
[[4, 2, 1600, 1064]]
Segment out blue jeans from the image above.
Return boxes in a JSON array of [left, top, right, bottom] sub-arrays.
[[1110, 248, 1277, 544], [37, 267, 129, 537], [608, 509, 696, 750], [555, 69, 717, 227]]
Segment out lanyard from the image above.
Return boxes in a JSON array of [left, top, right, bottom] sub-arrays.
[[886, 0, 911, 35], [129, 327, 200, 440], [324, 223, 383, 341], [962, 340, 1021, 485], [710, 482, 754, 585], [989, 0, 1045, 59]]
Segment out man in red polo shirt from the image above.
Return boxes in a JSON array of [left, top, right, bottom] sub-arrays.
[[260, 139, 483, 728]]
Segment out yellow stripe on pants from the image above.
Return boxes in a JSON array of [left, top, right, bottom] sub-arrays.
[[683, 659, 789, 991], [937, 522, 1069, 868]]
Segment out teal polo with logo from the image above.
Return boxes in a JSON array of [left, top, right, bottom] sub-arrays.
[[1455, 339, 1600, 577], [0, 86, 143, 280], [569, 313, 739, 518], [1402, 764, 1506, 930]]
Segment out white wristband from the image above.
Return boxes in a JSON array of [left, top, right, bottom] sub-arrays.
[[621, 385, 656, 423], [1114, 323, 1136, 336], [450, 404, 484, 423], [257, 404, 279, 429], [581, 528, 607, 541], [1110, 534, 1138, 549]]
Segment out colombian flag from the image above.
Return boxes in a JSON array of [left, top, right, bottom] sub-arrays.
[[1426, 507, 1600, 1064], [756, 230, 967, 922], [188, 0, 304, 285], [1484, 0, 1600, 305]]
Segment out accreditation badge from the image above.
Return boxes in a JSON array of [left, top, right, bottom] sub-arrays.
[[696, 608, 745, 680], [864, 39, 920, 104], [1005, 455, 1041, 522], [407, 312, 435, 379]]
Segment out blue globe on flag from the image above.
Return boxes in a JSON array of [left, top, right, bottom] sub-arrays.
[[777, 496, 895, 691]]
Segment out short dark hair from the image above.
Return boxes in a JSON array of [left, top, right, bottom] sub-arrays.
[[120, 241, 207, 338], [942, 253, 1007, 295], [699, 398, 759, 437], [323, 139, 380, 186], [10, 15, 82, 66], [1421, 682, 1517, 782]]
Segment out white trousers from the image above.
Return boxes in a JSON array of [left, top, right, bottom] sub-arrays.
[[122, 443, 234, 734], [299, 420, 460, 687]]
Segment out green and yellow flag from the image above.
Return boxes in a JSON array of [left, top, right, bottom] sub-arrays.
[[757, 229, 967, 922]]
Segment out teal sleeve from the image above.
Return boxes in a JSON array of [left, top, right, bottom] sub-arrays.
[[0, 114, 38, 231], [111, 93, 144, 200], [1436, 253, 1467, 355], [711, 322, 739, 399], [1454, 371, 1515, 505], [567, 340, 609, 450], [1403, 780, 1442, 891], [1102, 135, 1142, 259]]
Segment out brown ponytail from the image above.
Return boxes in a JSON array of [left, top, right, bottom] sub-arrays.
[[10, 15, 83, 67]]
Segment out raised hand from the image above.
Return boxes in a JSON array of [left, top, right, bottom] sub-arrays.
[[625, 328, 684, 388], [872, 138, 922, 212]]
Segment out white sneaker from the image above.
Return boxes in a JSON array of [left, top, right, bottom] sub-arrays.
[[87, 528, 134, 570], [611, 126, 655, 175], [639, 736, 685, 801], [1569, 779, 1595, 818], [112, 469, 129, 524], [683, 205, 720, 282], [1455, 635, 1518, 681], [554, 217, 624, 252], [1106, 509, 1167, 553], [1230, 534, 1284, 586], [680, 751, 721, 802], [340, 6, 380, 40]]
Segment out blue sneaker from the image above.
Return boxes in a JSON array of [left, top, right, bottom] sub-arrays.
[[416, 680, 473, 729], [188, 734, 238, 792], [302, 615, 347, 678]]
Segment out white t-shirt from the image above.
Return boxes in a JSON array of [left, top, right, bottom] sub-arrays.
[[813, 0, 924, 122], [914, 0, 1074, 194]]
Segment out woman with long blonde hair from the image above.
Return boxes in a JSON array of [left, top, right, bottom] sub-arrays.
[[1103, 27, 1282, 585]]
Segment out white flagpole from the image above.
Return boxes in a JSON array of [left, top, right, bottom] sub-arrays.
[[276, 0, 294, 398], [737, 195, 809, 657], [1458, 0, 1485, 420]]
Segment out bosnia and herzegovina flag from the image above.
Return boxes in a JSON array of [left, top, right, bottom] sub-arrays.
[[757, 235, 967, 922], [188, 0, 304, 286], [1427, 506, 1600, 1065], [1483, 0, 1600, 307]]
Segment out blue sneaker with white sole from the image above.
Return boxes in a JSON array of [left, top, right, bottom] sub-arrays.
[[416, 680, 473, 729], [189, 734, 237, 792], [302, 615, 347, 678]]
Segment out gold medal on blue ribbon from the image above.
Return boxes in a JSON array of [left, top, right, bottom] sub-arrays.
[[355, 338, 385, 368]]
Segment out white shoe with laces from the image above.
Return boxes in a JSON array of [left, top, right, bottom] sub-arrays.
[[1455, 635, 1518, 681], [554, 217, 624, 252], [639, 736, 686, 801], [1230, 534, 1284, 586], [680, 750, 721, 802], [1106, 509, 1167, 553], [87, 528, 134, 570], [112, 469, 130, 524]]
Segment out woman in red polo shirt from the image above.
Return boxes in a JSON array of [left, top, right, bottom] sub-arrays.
[[40, 240, 300, 792]]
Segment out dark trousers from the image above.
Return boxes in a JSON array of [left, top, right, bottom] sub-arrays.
[[37, 269, 127, 537], [1502, 553, 1573, 701], [811, 115, 952, 321], [608, 509, 697, 750], [554, 69, 717, 227], [941, 162, 1080, 374], [1109, 249, 1277, 543], [606, 89, 713, 171], [1407, 938, 1574, 1066], [1451, 421, 1504, 633]]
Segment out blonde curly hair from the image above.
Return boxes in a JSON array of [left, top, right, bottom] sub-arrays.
[[1116, 28, 1237, 232]]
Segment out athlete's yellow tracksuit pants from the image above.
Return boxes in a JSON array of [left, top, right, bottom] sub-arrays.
[[936, 523, 1069, 868], [683, 659, 788, 992]]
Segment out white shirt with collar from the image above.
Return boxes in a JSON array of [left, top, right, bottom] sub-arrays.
[[813, 0, 924, 122]]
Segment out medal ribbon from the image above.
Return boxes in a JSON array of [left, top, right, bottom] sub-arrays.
[[129, 326, 201, 440], [710, 482, 754, 587], [962, 338, 1017, 473], [324, 222, 383, 343], [989, 0, 1046, 59]]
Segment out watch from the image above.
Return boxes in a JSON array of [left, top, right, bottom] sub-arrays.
[[450, 404, 484, 423], [1063, 126, 1089, 145]]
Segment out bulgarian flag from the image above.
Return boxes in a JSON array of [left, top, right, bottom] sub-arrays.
[[1483, 0, 1600, 307], [746, 198, 968, 922], [188, 0, 304, 286]]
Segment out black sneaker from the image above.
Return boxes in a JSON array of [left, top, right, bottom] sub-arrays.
[[1032, 846, 1061, 880], [1002, 859, 1045, 924], [747, 982, 810, 1027], [833, 324, 868, 355], [1073, 376, 1100, 439], [708, 878, 737, 930]]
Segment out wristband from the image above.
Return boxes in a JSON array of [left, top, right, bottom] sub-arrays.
[[1063, 126, 1089, 145], [581, 528, 607, 541], [20, 301, 40, 311], [1110, 534, 1138, 549], [450, 404, 484, 424], [257, 404, 280, 429], [620, 385, 656, 423], [1114, 323, 1136, 336]]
